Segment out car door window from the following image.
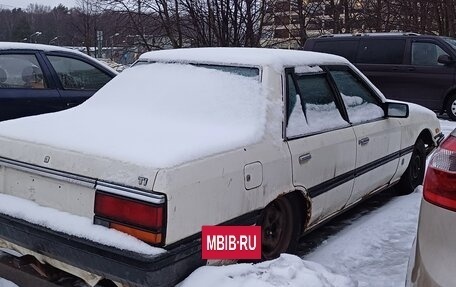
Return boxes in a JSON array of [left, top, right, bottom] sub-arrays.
[[286, 67, 349, 137], [328, 67, 384, 124], [47, 55, 111, 90], [313, 40, 358, 62], [0, 54, 47, 89], [411, 42, 448, 66], [357, 39, 405, 64]]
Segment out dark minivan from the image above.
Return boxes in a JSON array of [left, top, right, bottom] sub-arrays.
[[304, 33, 456, 120]]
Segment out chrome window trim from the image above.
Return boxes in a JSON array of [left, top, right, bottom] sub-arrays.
[[0, 156, 96, 188], [96, 181, 165, 204]]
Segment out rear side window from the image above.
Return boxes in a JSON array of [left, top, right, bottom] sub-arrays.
[[286, 67, 349, 137], [357, 39, 405, 64], [48, 55, 111, 90], [312, 40, 358, 62], [0, 54, 47, 89]]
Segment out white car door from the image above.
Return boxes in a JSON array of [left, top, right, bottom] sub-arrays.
[[327, 66, 402, 207], [284, 67, 357, 225]]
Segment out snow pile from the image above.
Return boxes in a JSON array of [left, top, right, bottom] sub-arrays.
[[306, 187, 423, 287], [0, 194, 165, 255], [0, 279, 17, 287], [287, 95, 349, 136], [0, 63, 266, 168], [180, 254, 356, 287], [295, 66, 324, 73], [439, 119, 456, 136], [342, 94, 385, 124], [346, 103, 384, 124]]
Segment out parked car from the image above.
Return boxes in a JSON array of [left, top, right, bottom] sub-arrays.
[[303, 33, 456, 121], [0, 48, 443, 287], [406, 128, 456, 287], [97, 58, 128, 72], [0, 42, 117, 121]]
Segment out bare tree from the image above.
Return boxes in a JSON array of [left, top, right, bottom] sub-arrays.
[[267, 0, 325, 48]]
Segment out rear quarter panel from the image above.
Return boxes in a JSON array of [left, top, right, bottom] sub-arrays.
[[154, 141, 293, 244]]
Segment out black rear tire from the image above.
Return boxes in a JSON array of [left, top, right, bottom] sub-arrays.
[[446, 94, 456, 121], [396, 139, 426, 195], [258, 195, 301, 260]]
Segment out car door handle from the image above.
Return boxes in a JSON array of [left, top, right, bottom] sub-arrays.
[[358, 137, 370, 146], [392, 66, 400, 71], [298, 153, 312, 165], [408, 67, 416, 71]]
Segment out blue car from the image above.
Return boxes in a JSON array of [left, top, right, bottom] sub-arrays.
[[0, 42, 117, 121]]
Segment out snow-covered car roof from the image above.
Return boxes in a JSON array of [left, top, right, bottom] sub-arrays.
[[0, 42, 84, 54], [139, 47, 349, 70], [0, 42, 117, 73]]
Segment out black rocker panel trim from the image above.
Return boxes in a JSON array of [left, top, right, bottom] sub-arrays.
[[308, 146, 413, 198]]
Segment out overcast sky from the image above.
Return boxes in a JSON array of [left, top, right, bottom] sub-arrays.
[[0, 0, 75, 9]]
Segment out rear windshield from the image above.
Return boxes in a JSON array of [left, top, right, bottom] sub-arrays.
[[134, 61, 260, 78], [194, 64, 259, 78]]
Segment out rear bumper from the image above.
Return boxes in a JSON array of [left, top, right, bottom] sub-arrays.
[[0, 214, 204, 287]]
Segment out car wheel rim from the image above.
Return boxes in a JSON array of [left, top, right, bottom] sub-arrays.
[[452, 100, 456, 116], [261, 200, 290, 259]]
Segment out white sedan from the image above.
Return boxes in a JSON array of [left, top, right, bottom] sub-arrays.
[[0, 48, 443, 287]]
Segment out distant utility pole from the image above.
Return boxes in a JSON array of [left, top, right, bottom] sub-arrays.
[[96, 30, 103, 58]]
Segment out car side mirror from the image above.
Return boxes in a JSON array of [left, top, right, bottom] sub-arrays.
[[438, 54, 455, 65], [385, 102, 409, 118]]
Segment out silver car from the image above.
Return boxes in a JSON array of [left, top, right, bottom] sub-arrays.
[[406, 128, 456, 286]]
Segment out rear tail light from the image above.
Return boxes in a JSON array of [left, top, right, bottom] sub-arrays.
[[423, 134, 456, 211], [110, 222, 162, 244], [94, 191, 166, 245]]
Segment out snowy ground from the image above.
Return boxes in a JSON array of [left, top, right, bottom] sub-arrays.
[[1, 119, 455, 287], [304, 188, 421, 287]]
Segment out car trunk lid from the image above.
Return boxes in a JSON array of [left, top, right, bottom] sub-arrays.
[[0, 135, 161, 220]]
